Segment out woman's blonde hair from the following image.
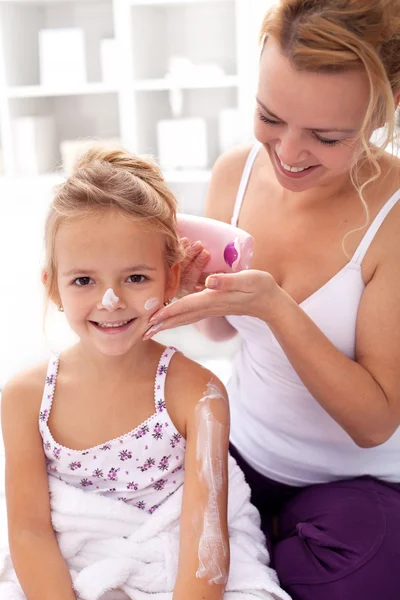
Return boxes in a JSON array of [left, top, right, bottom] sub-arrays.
[[260, 0, 400, 247], [43, 146, 184, 302]]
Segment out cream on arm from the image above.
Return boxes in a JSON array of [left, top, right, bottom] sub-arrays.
[[173, 377, 230, 600]]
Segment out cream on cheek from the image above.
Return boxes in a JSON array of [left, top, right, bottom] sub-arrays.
[[195, 381, 229, 586], [144, 297, 161, 311], [102, 288, 119, 309]]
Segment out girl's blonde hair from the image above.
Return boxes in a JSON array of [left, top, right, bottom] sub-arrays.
[[43, 146, 184, 302], [260, 0, 400, 247]]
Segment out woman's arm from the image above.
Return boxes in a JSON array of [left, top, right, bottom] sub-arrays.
[[173, 372, 230, 600], [264, 249, 400, 448], [1, 372, 77, 600], [146, 242, 400, 448]]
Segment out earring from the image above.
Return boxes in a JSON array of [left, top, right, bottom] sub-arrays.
[[163, 298, 172, 307], [57, 305, 64, 312]]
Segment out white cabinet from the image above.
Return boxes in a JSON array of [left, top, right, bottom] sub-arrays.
[[0, 0, 270, 213]]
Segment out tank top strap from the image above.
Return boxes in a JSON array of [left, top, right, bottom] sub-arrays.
[[39, 353, 59, 425], [351, 187, 400, 265], [153, 346, 177, 414], [230, 142, 262, 226]]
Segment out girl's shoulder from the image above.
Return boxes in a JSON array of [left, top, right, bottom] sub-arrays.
[[1, 361, 48, 421], [165, 350, 228, 437]]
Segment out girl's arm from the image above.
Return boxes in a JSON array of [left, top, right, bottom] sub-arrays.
[[1, 372, 77, 600], [173, 372, 230, 600]]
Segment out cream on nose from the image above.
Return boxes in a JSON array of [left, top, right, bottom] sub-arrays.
[[101, 288, 119, 310]]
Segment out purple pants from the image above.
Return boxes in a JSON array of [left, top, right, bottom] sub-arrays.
[[230, 444, 400, 600]]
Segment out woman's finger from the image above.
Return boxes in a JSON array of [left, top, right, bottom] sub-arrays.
[[149, 288, 216, 325], [143, 310, 207, 338]]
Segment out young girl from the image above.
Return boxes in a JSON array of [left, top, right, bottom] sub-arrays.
[[0, 148, 288, 600]]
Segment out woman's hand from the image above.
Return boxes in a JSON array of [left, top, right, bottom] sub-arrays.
[[177, 238, 211, 298], [144, 269, 280, 338]]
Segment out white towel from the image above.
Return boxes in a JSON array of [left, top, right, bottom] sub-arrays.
[[0, 456, 291, 600]]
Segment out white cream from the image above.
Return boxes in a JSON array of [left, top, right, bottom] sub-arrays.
[[195, 381, 229, 586], [101, 288, 119, 310], [144, 297, 160, 311]]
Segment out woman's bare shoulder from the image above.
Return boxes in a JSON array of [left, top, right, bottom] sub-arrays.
[[205, 144, 256, 222]]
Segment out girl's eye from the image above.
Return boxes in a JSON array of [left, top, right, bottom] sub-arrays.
[[128, 274, 147, 284], [73, 277, 93, 286], [257, 108, 280, 126]]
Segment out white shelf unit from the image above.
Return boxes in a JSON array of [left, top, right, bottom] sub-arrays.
[[0, 0, 269, 213]]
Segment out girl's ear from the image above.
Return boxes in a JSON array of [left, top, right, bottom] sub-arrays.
[[165, 263, 180, 303], [42, 270, 61, 307]]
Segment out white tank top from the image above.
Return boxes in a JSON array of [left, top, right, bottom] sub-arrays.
[[227, 143, 400, 486]]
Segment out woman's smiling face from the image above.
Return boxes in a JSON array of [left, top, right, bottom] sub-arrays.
[[254, 38, 371, 193]]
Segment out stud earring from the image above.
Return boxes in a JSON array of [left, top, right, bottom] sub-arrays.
[[163, 298, 172, 307], [57, 305, 64, 312]]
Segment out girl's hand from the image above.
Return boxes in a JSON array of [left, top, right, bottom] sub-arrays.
[[177, 238, 211, 298], [144, 269, 279, 337]]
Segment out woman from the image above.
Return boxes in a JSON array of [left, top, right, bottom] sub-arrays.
[[144, 1, 400, 598]]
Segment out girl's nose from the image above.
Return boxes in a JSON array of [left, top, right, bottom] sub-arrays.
[[97, 288, 126, 312]]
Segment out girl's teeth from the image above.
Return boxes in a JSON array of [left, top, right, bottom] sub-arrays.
[[280, 159, 309, 173], [98, 320, 130, 328]]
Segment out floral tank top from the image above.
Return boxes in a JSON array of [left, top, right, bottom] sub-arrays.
[[39, 347, 186, 514]]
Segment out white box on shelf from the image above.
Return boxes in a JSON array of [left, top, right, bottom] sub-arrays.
[[13, 116, 57, 176], [218, 107, 243, 153], [157, 118, 208, 170], [60, 138, 122, 175], [39, 28, 87, 87], [100, 39, 119, 85]]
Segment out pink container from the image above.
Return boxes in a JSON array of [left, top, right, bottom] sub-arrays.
[[177, 213, 254, 273]]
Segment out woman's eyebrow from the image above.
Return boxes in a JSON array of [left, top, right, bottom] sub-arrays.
[[256, 97, 358, 134]]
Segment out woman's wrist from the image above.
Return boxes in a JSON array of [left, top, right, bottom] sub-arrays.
[[254, 272, 289, 325]]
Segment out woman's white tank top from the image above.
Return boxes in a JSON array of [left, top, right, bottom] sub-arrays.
[[226, 143, 400, 486]]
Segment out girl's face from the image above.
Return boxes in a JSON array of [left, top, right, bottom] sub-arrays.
[[54, 210, 179, 357], [255, 38, 371, 193]]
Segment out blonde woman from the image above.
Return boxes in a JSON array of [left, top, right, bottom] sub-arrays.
[[145, 1, 400, 598]]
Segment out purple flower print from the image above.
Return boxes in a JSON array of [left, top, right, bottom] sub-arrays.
[[158, 455, 171, 472], [82, 451, 90, 456], [49, 465, 58, 473], [39, 409, 49, 422], [118, 497, 128, 503], [92, 468, 104, 478], [68, 461, 82, 471], [148, 504, 160, 514], [157, 399, 166, 412], [170, 433, 182, 449], [109, 488, 116, 493], [153, 478, 167, 491], [135, 501, 146, 510], [119, 449, 132, 461], [172, 465, 183, 474], [53, 447, 61, 460], [100, 443, 112, 451], [138, 457, 155, 472], [46, 374, 55, 386], [44, 441, 51, 451], [107, 467, 120, 481], [134, 424, 149, 439], [158, 365, 168, 376], [127, 481, 139, 491], [152, 423, 163, 440], [80, 478, 93, 487]]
